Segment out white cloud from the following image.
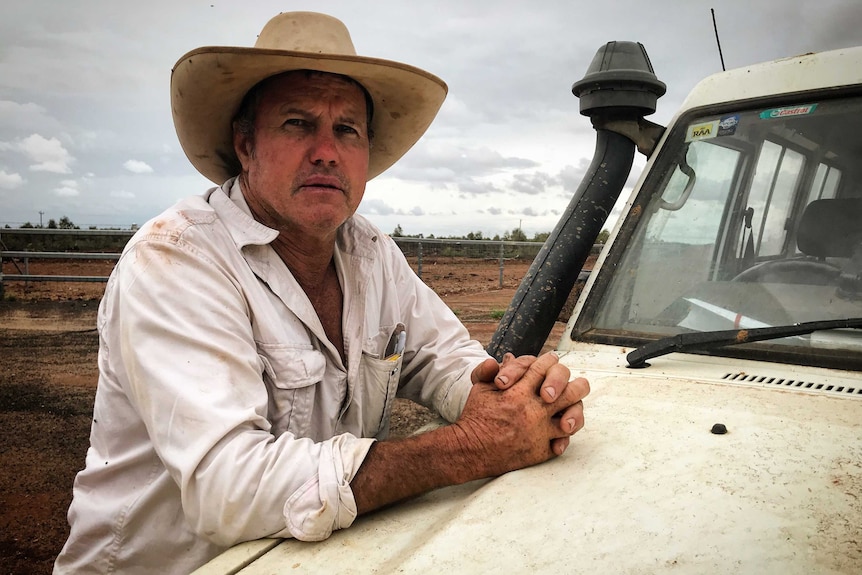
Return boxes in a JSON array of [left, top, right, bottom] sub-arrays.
[[359, 198, 396, 216], [53, 178, 82, 197], [55, 185, 79, 197], [124, 159, 154, 174], [0, 169, 24, 188], [16, 134, 74, 173], [110, 190, 136, 199], [0, 100, 63, 134]]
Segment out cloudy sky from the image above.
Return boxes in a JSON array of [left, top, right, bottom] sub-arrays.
[[2, 0, 861, 238]]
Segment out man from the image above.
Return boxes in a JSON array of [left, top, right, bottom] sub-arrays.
[[54, 12, 589, 574]]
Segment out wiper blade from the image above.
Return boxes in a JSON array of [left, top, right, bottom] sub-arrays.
[[626, 317, 862, 368]]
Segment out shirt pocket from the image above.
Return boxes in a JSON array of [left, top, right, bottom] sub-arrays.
[[358, 352, 403, 439], [257, 344, 326, 437]]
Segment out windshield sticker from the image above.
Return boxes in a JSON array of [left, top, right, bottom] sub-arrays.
[[759, 103, 818, 119], [685, 120, 719, 142], [718, 114, 739, 136]]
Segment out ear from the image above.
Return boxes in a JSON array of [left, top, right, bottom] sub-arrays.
[[233, 123, 253, 170]]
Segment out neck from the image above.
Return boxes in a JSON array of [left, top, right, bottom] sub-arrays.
[[271, 232, 337, 290]]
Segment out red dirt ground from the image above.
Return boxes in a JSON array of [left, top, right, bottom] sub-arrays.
[[0, 256, 589, 574]]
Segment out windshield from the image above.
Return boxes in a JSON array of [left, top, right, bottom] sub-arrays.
[[580, 94, 862, 367]]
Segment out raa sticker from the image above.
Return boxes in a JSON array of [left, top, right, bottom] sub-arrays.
[[685, 120, 719, 142]]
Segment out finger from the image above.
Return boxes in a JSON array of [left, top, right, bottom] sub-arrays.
[[555, 400, 585, 434], [548, 376, 590, 410], [470, 357, 501, 385], [550, 435, 570, 457], [493, 353, 537, 390], [511, 352, 559, 394], [538, 362, 571, 403]]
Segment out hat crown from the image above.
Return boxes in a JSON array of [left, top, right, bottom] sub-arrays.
[[254, 12, 357, 56]]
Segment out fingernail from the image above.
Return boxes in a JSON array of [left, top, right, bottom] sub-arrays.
[[567, 418, 576, 432], [496, 375, 509, 386], [544, 387, 556, 400]]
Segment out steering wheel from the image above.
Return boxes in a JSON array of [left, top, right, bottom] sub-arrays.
[[731, 258, 841, 286]]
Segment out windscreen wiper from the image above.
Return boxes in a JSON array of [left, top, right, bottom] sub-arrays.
[[626, 317, 862, 368]]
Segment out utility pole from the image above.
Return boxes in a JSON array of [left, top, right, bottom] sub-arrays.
[[39, 211, 44, 228]]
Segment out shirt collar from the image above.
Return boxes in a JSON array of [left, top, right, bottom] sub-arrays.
[[207, 177, 279, 249]]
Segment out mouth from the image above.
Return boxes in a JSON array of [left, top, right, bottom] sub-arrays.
[[299, 176, 344, 193]]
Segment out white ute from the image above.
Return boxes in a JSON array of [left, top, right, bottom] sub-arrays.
[[196, 45, 862, 574]]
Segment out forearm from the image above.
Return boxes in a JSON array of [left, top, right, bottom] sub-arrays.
[[351, 362, 590, 516], [350, 423, 482, 515]]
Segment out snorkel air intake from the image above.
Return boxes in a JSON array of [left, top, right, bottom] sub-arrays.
[[487, 41, 666, 360]]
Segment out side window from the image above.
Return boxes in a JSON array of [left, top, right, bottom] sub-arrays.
[[747, 141, 805, 257], [807, 162, 841, 204]]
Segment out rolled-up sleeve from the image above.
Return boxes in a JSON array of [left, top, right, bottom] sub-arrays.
[[284, 434, 371, 540]]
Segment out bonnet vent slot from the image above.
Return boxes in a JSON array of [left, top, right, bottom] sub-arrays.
[[723, 372, 862, 396]]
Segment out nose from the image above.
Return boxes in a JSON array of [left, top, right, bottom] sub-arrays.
[[308, 128, 339, 167]]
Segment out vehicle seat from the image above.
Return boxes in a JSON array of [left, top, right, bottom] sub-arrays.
[[733, 198, 862, 285]]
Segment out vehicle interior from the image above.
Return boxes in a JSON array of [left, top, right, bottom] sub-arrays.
[[576, 91, 862, 367]]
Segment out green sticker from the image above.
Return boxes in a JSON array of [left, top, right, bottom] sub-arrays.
[[759, 104, 818, 119]]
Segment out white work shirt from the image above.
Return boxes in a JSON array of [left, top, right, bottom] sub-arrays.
[[54, 178, 490, 574]]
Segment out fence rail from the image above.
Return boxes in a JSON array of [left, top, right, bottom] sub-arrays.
[[1, 229, 601, 297]]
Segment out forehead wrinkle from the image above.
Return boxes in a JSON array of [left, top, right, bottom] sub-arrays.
[[266, 82, 367, 124]]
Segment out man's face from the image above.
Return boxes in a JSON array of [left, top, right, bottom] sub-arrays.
[[234, 71, 371, 238]]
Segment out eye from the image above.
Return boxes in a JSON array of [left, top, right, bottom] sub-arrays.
[[336, 124, 360, 136], [283, 118, 309, 128]]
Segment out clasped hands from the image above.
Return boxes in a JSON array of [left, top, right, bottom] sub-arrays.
[[458, 352, 590, 477]]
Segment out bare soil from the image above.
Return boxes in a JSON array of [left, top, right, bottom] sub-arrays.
[[0, 256, 589, 574]]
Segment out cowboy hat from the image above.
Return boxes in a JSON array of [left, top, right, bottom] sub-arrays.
[[170, 11, 448, 184]]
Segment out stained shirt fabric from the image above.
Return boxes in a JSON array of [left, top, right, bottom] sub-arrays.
[[53, 178, 490, 574]]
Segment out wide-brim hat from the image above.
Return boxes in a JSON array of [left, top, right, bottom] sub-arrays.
[[171, 12, 448, 184]]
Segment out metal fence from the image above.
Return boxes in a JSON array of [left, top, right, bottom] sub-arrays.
[[0, 229, 570, 296]]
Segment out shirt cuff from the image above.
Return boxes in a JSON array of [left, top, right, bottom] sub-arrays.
[[283, 435, 375, 541], [436, 364, 476, 423]]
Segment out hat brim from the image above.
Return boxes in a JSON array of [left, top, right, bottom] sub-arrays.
[[171, 47, 448, 184]]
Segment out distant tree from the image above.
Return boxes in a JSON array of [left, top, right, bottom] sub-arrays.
[[3, 224, 10, 228], [596, 228, 610, 244], [58, 216, 79, 229], [47, 219, 57, 229], [466, 230, 484, 240], [20, 222, 34, 228], [503, 227, 527, 242], [427, 233, 435, 239], [492, 234, 501, 241], [392, 224, 404, 237], [532, 231, 551, 243]]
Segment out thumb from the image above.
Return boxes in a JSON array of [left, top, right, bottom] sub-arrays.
[[470, 357, 501, 384]]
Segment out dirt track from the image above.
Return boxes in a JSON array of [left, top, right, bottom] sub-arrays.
[[0, 256, 581, 574]]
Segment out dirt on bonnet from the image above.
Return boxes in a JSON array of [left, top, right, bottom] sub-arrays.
[[0, 256, 585, 574]]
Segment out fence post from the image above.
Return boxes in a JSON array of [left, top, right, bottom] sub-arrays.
[[498, 242, 505, 288], [0, 230, 4, 298], [416, 242, 423, 279]]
